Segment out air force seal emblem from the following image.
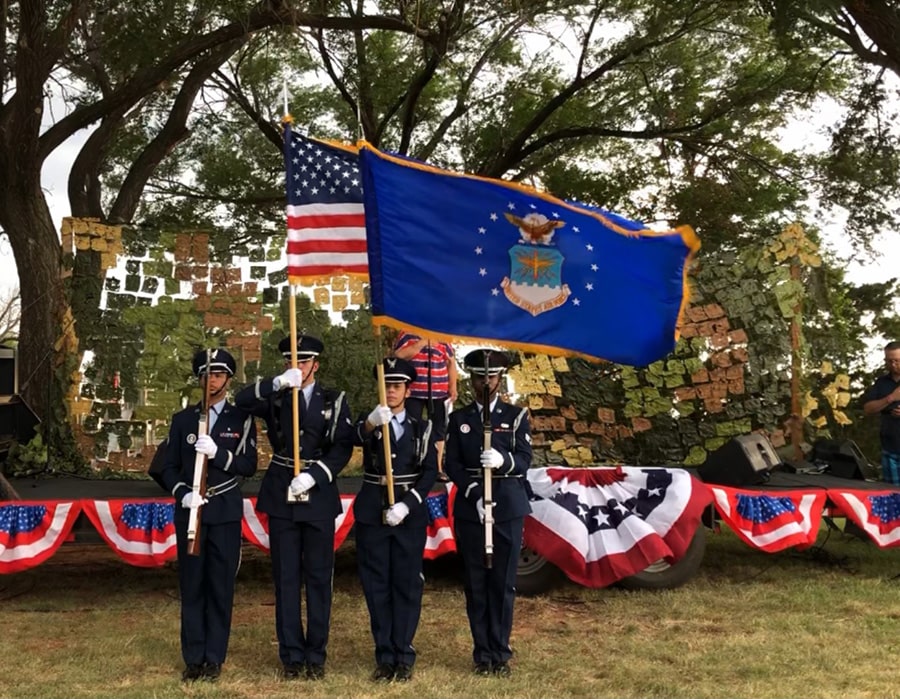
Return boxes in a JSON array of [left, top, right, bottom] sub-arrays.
[[500, 212, 570, 316]]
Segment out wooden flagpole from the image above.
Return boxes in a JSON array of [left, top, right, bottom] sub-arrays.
[[373, 325, 396, 510], [286, 288, 307, 503], [282, 92, 307, 504]]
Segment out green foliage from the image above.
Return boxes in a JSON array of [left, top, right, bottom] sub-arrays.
[[6, 0, 900, 473], [550, 220, 898, 466], [818, 76, 900, 251], [5, 434, 48, 476]]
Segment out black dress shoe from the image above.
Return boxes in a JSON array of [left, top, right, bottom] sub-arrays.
[[283, 663, 304, 680], [182, 664, 204, 682], [373, 663, 395, 681], [202, 663, 221, 681], [394, 663, 413, 682], [473, 661, 492, 676], [493, 661, 512, 677], [306, 663, 326, 680], [437, 471, 450, 483]]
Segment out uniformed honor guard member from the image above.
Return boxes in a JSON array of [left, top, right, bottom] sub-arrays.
[[353, 357, 438, 683], [444, 349, 532, 678], [235, 335, 353, 680], [157, 348, 258, 683]]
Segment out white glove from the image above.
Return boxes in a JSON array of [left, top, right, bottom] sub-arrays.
[[367, 404, 392, 427], [480, 448, 504, 470], [476, 497, 485, 523], [181, 491, 208, 509], [274, 368, 303, 390], [385, 502, 410, 527], [195, 434, 218, 459], [289, 472, 316, 496]]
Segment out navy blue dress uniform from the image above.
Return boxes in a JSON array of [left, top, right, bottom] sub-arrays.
[[444, 349, 532, 677], [156, 348, 258, 682], [234, 335, 353, 679], [352, 358, 438, 682]]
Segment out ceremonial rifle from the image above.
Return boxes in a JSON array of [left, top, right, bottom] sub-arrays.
[[187, 349, 213, 556], [481, 351, 494, 569]]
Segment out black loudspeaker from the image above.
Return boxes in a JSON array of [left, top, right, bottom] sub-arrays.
[[811, 439, 869, 480], [698, 433, 781, 486], [0, 346, 15, 396], [0, 395, 39, 443]]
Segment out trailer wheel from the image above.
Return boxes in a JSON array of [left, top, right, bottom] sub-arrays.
[[617, 525, 707, 591], [515, 546, 563, 596]]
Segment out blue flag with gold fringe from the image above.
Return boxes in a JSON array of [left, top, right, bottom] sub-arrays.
[[359, 144, 699, 366]]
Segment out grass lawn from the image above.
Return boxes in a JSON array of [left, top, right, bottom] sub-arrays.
[[1, 524, 899, 698]]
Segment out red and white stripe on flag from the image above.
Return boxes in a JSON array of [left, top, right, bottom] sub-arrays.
[[0, 501, 81, 574], [286, 202, 367, 282], [241, 492, 455, 558]]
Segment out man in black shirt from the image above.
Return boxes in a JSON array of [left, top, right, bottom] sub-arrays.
[[862, 341, 900, 484]]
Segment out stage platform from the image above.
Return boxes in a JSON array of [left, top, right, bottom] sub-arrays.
[[0, 467, 709, 590], [8, 474, 260, 501], [2, 466, 898, 586]]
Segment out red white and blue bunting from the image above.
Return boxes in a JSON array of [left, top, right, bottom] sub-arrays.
[[82, 499, 177, 567], [524, 466, 712, 588], [241, 495, 357, 553], [5, 469, 900, 582], [826, 489, 900, 548], [0, 501, 82, 574]]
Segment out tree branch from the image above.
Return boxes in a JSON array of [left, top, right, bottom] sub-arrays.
[[482, 5, 718, 175], [108, 38, 251, 224], [416, 10, 533, 162], [37, 3, 431, 162], [844, 0, 900, 75], [67, 105, 128, 217], [210, 69, 283, 150], [795, 5, 900, 75], [395, 3, 458, 153], [0, 0, 8, 101]]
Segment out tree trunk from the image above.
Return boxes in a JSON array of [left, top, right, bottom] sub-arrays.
[[0, 180, 68, 440]]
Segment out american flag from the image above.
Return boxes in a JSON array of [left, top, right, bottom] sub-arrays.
[[284, 125, 367, 283], [424, 487, 457, 559]]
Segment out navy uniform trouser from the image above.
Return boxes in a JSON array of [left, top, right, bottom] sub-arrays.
[[454, 516, 524, 665], [356, 522, 427, 667], [268, 516, 336, 666], [176, 518, 242, 667]]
